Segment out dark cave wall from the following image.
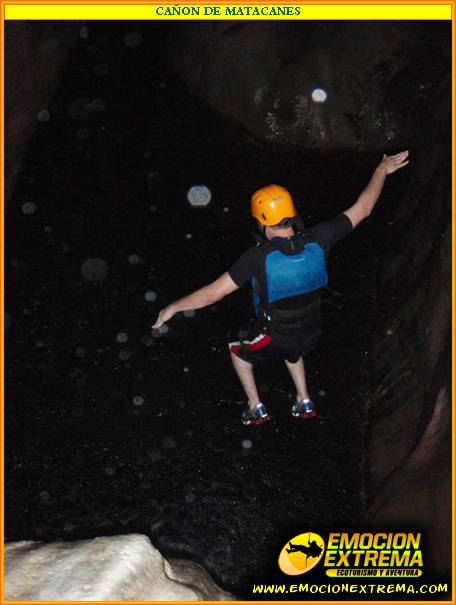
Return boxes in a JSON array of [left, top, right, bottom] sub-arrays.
[[5, 21, 452, 577], [365, 78, 452, 576], [168, 22, 445, 150], [4, 21, 82, 206], [368, 78, 451, 487]]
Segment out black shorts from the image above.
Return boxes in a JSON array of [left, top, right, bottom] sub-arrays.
[[228, 319, 319, 365]]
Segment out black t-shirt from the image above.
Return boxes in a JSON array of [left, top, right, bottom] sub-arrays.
[[227, 213, 353, 347], [228, 213, 353, 289]]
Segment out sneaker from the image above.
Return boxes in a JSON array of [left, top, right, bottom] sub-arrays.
[[241, 403, 271, 426], [291, 398, 317, 419]]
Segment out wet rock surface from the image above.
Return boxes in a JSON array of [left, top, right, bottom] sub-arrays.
[[5, 21, 451, 595], [4, 22, 82, 205], [367, 75, 452, 487], [365, 73, 451, 580], [5, 534, 234, 600], [169, 22, 450, 150], [4, 23, 376, 597]]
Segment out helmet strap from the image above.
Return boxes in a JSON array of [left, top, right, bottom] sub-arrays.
[[294, 213, 305, 233], [251, 230, 265, 244]]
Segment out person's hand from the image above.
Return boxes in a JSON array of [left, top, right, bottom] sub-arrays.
[[378, 150, 410, 175], [152, 305, 175, 330]]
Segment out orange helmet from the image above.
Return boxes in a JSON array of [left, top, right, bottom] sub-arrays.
[[251, 184, 296, 227]]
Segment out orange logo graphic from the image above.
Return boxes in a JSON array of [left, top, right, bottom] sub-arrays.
[[278, 532, 325, 576]]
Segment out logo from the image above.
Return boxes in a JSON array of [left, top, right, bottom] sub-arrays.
[[278, 532, 325, 576], [324, 532, 423, 577], [278, 531, 423, 578]]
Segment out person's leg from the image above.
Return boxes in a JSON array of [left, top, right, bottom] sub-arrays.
[[230, 352, 261, 410], [285, 356, 310, 401]]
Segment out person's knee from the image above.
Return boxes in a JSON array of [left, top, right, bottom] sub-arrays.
[[231, 351, 253, 369]]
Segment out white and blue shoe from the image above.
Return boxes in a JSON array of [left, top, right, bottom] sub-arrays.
[[291, 398, 317, 419], [241, 403, 272, 426]]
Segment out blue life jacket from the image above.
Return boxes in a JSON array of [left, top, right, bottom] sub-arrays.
[[251, 235, 327, 313], [250, 233, 328, 344], [265, 242, 328, 303]]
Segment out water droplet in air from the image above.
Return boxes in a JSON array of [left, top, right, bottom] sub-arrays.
[[187, 185, 212, 207], [129, 254, 141, 265], [37, 109, 50, 122], [311, 88, 328, 103], [22, 202, 37, 215], [124, 32, 143, 48], [145, 291, 157, 302], [81, 258, 108, 282], [91, 98, 106, 112]]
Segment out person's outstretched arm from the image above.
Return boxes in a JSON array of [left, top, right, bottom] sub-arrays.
[[152, 272, 239, 330], [343, 150, 409, 228]]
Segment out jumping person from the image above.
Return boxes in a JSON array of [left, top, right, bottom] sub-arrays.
[[152, 151, 409, 425]]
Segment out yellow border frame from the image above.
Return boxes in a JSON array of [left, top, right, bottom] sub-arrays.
[[0, 2, 454, 604], [2, 2, 454, 20]]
